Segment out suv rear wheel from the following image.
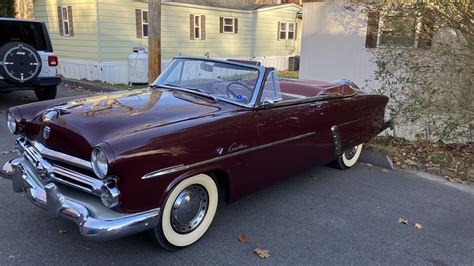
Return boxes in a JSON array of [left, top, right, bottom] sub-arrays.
[[34, 85, 57, 100]]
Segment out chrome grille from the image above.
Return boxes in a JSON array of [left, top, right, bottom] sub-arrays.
[[16, 137, 105, 197]]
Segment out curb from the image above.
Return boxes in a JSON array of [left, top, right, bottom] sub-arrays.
[[359, 150, 394, 170], [409, 170, 474, 195], [61, 79, 118, 93]]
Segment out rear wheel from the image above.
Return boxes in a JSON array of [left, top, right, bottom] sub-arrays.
[[35, 86, 57, 101], [150, 173, 219, 251], [331, 144, 363, 170]]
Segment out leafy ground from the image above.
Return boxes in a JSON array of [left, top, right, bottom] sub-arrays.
[[366, 136, 473, 183]]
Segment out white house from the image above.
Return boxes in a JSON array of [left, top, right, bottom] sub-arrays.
[[300, 1, 435, 91]]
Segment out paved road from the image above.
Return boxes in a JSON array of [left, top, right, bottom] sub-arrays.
[[0, 87, 473, 265]]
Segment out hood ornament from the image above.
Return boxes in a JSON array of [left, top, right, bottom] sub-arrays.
[[42, 107, 71, 122], [43, 126, 51, 140]]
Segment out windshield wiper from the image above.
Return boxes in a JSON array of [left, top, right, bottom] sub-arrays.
[[160, 83, 219, 102]]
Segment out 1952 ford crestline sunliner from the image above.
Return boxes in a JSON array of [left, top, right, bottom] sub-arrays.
[[3, 57, 391, 250]]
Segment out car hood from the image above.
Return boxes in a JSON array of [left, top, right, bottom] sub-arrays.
[[34, 88, 227, 159]]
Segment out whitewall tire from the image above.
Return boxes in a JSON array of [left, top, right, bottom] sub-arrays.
[[151, 173, 218, 250], [331, 144, 363, 170]]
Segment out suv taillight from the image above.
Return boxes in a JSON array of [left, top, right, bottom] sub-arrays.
[[48, 56, 58, 67]]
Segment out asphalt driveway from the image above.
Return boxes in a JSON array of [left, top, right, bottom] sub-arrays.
[[0, 86, 473, 265]]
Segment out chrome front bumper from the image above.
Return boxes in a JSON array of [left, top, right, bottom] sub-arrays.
[[2, 157, 160, 241]]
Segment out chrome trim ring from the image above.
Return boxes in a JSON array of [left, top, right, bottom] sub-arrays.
[[344, 145, 359, 160], [171, 185, 209, 234]]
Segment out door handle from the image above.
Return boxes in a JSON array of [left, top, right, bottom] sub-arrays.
[[310, 102, 324, 108]]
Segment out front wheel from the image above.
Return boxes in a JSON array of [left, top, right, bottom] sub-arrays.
[[331, 144, 363, 170], [150, 173, 219, 251], [35, 85, 57, 101]]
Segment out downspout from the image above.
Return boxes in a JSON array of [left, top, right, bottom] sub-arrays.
[[95, 0, 102, 81]]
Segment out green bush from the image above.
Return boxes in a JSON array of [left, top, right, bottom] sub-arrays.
[[0, 0, 15, 17]]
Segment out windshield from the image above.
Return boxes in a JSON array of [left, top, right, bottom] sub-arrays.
[[154, 58, 261, 106]]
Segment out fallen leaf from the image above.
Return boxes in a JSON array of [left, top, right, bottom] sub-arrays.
[[238, 234, 249, 243], [415, 223, 423, 230], [398, 218, 409, 225], [254, 248, 270, 259], [404, 159, 417, 166], [58, 229, 68, 234], [448, 178, 466, 184]]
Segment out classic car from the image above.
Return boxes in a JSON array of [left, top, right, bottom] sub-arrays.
[[3, 57, 391, 250]]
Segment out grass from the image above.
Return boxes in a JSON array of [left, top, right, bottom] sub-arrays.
[[277, 71, 299, 79]]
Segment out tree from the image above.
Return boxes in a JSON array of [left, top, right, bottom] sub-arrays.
[[0, 0, 16, 17], [368, 1, 473, 143]]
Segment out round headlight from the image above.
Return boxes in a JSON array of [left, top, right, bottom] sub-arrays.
[[6, 111, 17, 134], [91, 147, 108, 179]]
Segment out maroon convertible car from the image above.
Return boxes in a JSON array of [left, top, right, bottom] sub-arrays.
[[3, 57, 391, 249]]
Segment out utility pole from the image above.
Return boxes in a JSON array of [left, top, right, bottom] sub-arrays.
[[148, 0, 161, 84]]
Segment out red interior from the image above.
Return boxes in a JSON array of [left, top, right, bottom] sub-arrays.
[[278, 78, 355, 100]]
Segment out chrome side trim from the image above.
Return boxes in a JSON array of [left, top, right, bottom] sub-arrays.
[[3, 158, 160, 241], [330, 126, 342, 156], [142, 132, 316, 180]]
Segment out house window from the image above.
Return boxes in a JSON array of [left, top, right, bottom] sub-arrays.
[[279, 22, 296, 40], [190, 14, 206, 40], [141, 10, 149, 38], [194, 15, 201, 39], [365, 11, 434, 49], [58, 6, 74, 37], [220, 17, 238, 34], [379, 15, 416, 47], [224, 17, 234, 33]]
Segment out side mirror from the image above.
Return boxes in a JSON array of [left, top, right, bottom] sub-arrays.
[[260, 100, 274, 109]]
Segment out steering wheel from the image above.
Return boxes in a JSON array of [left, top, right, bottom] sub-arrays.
[[225, 81, 253, 103]]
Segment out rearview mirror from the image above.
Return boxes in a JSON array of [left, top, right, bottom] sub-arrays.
[[200, 63, 213, 72]]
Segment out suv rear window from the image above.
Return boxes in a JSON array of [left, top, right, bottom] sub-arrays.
[[0, 21, 51, 52]]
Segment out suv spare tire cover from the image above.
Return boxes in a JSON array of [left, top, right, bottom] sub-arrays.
[[0, 42, 42, 84]]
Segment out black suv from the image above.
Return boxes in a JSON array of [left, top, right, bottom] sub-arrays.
[[0, 18, 61, 100]]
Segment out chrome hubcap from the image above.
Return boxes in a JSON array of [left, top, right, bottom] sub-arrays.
[[344, 145, 359, 160], [171, 185, 209, 234]]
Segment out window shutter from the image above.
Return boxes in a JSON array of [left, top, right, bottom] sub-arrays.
[[418, 12, 434, 49], [277, 22, 281, 40], [190, 14, 195, 40], [219, 17, 223, 33], [67, 6, 74, 37], [365, 11, 380, 48], [295, 23, 298, 40], [136, 9, 142, 38], [234, 18, 238, 34], [57, 6, 64, 36], [201, 15, 206, 40]]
